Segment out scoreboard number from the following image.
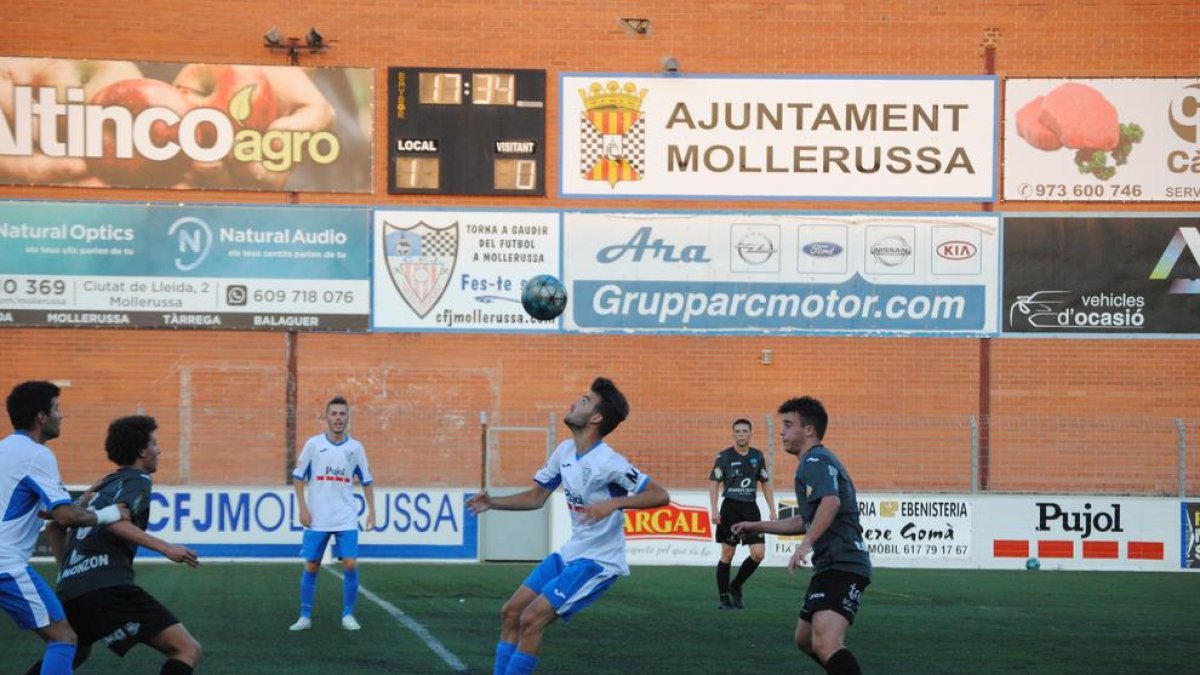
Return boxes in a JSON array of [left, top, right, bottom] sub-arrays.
[[389, 67, 546, 195]]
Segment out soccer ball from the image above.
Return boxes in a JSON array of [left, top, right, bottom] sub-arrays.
[[1025, 557, 1041, 571], [521, 274, 568, 321]]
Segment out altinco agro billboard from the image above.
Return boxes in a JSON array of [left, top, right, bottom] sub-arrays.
[[0, 57, 373, 192]]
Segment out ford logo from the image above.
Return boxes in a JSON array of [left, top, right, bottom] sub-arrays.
[[801, 241, 843, 258]]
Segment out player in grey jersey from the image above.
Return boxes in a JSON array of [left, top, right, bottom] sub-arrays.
[[734, 397, 871, 675], [26, 415, 201, 675], [708, 418, 776, 609]]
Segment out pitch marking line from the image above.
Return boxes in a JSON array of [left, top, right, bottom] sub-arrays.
[[324, 567, 468, 672]]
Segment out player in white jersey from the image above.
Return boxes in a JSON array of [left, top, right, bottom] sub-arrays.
[[288, 396, 375, 632], [468, 377, 669, 675], [1, 381, 128, 675]]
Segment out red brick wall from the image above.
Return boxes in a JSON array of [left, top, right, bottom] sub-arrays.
[[2, 1, 1198, 495]]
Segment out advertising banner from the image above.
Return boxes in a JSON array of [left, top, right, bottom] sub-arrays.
[[1185, 502, 1200, 569], [0, 201, 370, 330], [0, 57, 373, 192], [563, 212, 999, 335], [372, 209, 561, 331], [767, 496, 971, 568], [132, 487, 474, 560], [560, 74, 997, 200], [1003, 215, 1200, 335], [548, 492, 1181, 571], [1004, 78, 1200, 202], [978, 495, 1174, 571]]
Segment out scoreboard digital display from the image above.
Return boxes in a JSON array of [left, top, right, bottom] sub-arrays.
[[387, 68, 546, 195]]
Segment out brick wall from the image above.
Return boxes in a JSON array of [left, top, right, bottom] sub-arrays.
[[2, 1, 1198, 494]]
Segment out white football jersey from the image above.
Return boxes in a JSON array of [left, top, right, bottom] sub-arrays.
[[0, 433, 72, 572], [534, 439, 651, 576], [293, 433, 373, 532]]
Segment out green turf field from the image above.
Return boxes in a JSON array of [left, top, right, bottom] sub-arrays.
[[2, 562, 1196, 674]]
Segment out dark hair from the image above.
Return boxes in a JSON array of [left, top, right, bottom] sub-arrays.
[[591, 377, 629, 437], [732, 418, 752, 431], [6, 381, 61, 431], [777, 396, 828, 439], [327, 396, 349, 410], [106, 415, 158, 466]]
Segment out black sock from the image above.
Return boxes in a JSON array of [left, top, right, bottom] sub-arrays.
[[824, 648, 863, 675], [161, 659, 195, 675], [806, 650, 824, 667], [23, 662, 42, 675], [716, 561, 731, 595], [732, 558, 760, 589]]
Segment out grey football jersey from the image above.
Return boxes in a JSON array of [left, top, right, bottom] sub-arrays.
[[793, 445, 872, 578], [58, 468, 152, 601]]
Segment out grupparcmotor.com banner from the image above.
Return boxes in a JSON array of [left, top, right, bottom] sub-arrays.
[[0, 57, 373, 192]]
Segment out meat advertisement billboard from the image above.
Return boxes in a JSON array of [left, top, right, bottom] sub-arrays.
[[1003, 215, 1200, 335], [1004, 78, 1200, 202]]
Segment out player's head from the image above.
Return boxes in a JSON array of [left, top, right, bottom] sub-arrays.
[[6, 380, 62, 440], [589, 377, 628, 437], [732, 418, 752, 447], [106, 415, 160, 472], [777, 396, 827, 455], [326, 396, 350, 436], [565, 377, 629, 437]]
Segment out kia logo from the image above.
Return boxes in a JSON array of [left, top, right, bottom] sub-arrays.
[[936, 241, 977, 260], [801, 241, 843, 258]]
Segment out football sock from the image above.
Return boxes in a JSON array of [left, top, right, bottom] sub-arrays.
[[300, 569, 318, 618], [824, 648, 863, 675], [342, 567, 359, 617], [493, 641, 517, 675], [23, 660, 42, 675], [504, 651, 539, 674], [716, 561, 731, 595], [806, 650, 825, 667], [160, 659, 194, 675], [732, 558, 760, 589], [40, 641, 76, 675]]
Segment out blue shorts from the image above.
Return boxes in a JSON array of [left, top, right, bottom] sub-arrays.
[[521, 553, 617, 621], [300, 529, 359, 562], [0, 565, 65, 630]]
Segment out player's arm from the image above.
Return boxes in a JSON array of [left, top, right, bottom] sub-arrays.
[[292, 442, 314, 527], [47, 501, 128, 528], [43, 521, 69, 567], [709, 480, 721, 525], [361, 482, 376, 530], [737, 513, 806, 536], [581, 479, 670, 522], [467, 483, 554, 514], [760, 477, 777, 521], [787, 495, 840, 572], [293, 480, 311, 527], [106, 520, 199, 567]]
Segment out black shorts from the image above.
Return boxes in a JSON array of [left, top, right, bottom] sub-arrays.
[[799, 570, 870, 625], [63, 585, 179, 656], [715, 499, 764, 546]]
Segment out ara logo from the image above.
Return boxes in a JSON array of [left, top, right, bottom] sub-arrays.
[[1149, 227, 1200, 293], [596, 227, 711, 264]]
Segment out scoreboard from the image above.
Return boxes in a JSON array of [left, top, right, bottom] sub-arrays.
[[387, 68, 546, 195]]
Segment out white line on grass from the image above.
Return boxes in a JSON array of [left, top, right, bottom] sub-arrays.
[[324, 567, 468, 672]]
